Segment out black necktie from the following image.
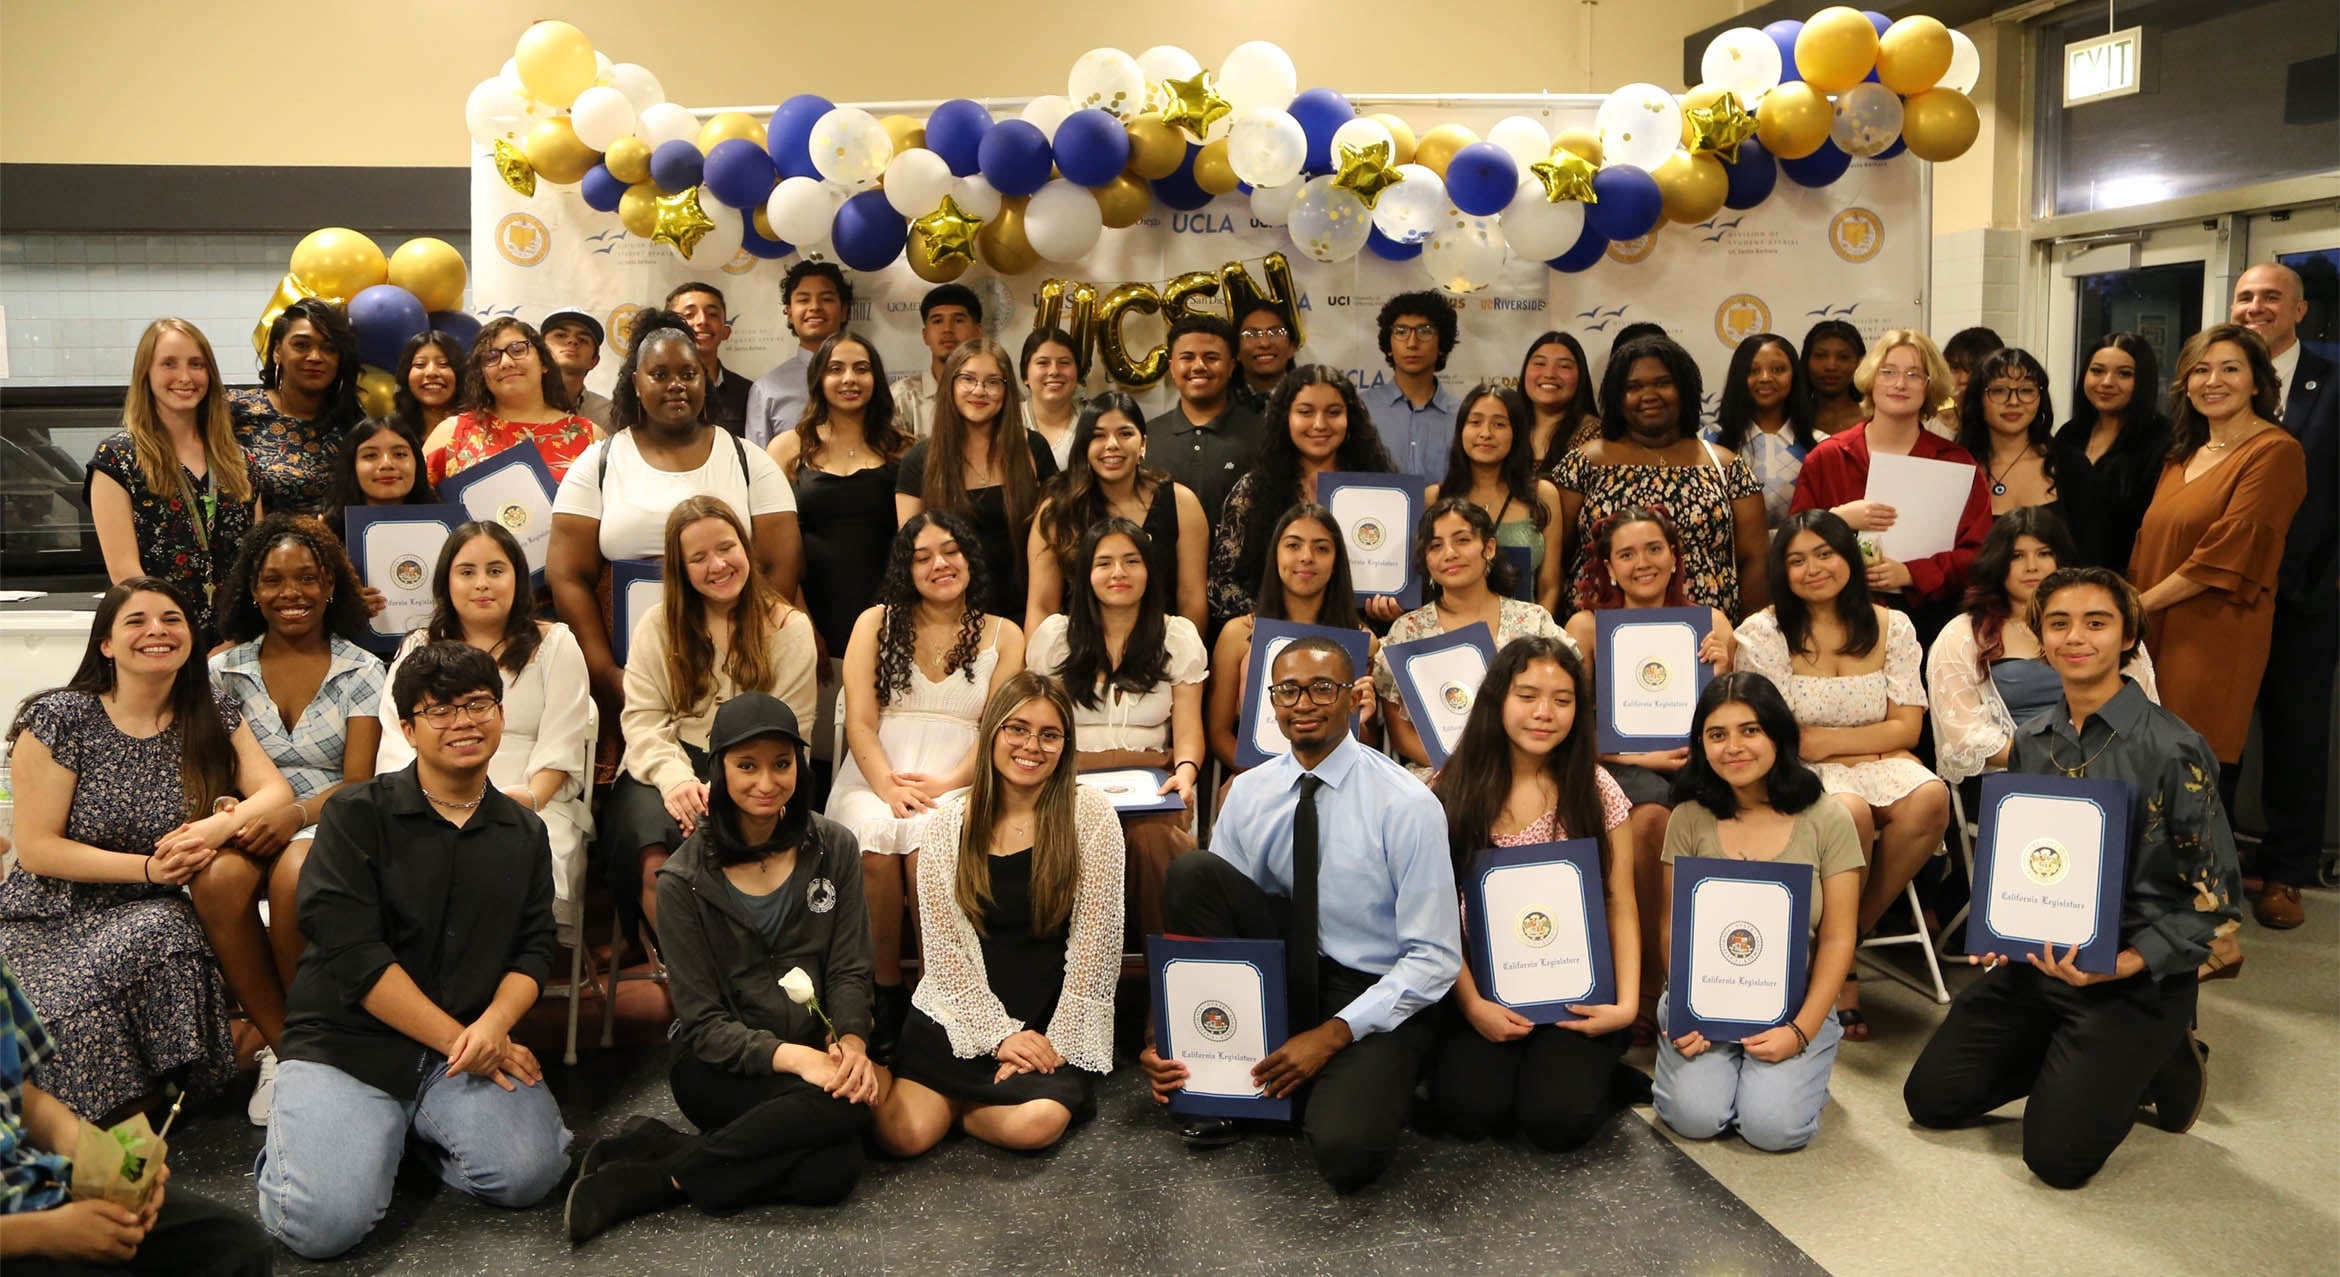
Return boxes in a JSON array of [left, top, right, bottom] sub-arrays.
[[1291, 774, 1324, 1027]]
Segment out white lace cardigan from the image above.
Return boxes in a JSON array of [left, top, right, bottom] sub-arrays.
[[1925, 612, 2159, 786]]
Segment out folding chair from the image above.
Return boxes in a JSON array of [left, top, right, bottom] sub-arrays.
[[1936, 782, 1981, 958], [534, 701, 600, 1065], [1859, 842, 1952, 1005]]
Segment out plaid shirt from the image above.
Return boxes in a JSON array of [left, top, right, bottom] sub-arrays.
[[1, 957, 72, 1213], [209, 634, 385, 800]]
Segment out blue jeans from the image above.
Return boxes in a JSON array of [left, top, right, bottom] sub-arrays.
[[1651, 992, 1842, 1152], [255, 1057, 571, 1259]]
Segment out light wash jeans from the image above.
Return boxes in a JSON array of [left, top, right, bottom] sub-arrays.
[[1651, 991, 1842, 1152], [255, 1057, 571, 1259]]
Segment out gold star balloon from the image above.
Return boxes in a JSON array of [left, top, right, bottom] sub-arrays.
[[1687, 91, 1761, 163], [1529, 147, 1599, 203], [493, 138, 537, 198], [1157, 71, 1232, 141], [1332, 140, 1402, 209], [913, 194, 984, 268], [652, 186, 717, 258]]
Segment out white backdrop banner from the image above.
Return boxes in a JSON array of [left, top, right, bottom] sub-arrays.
[[472, 98, 1925, 426]]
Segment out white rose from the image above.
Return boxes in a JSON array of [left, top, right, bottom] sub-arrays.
[[778, 967, 818, 1006]]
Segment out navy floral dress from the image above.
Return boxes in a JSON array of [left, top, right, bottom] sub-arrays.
[[229, 388, 338, 514], [83, 432, 254, 647]]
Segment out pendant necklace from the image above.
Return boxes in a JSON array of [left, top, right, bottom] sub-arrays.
[[2046, 727, 2118, 778], [1988, 448, 2024, 498]]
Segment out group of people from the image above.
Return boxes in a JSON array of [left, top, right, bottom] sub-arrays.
[[2, 257, 2326, 1267]]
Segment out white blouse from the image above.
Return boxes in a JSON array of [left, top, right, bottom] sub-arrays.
[[1925, 613, 2161, 785], [1024, 614, 1207, 755]]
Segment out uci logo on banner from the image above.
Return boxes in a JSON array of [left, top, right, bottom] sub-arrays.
[[494, 213, 551, 268], [1829, 208, 1884, 263]]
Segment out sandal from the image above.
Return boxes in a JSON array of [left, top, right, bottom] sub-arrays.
[[1835, 972, 1870, 1042]]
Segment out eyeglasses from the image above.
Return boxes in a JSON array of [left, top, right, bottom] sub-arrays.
[[998, 722, 1066, 751], [953, 374, 1008, 392], [1241, 326, 1290, 340], [1267, 678, 1346, 707], [1984, 384, 2041, 405], [481, 340, 535, 366], [415, 696, 502, 726], [1872, 367, 1929, 384], [1389, 323, 1440, 342]]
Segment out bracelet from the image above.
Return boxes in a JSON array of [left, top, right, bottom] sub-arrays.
[[141, 855, 155, 884], [1787, 1021, 1810, 1054], [1173, 759, 1200, 776]]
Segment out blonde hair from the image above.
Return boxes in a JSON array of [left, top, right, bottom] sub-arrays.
[[954, 672, 1082, 937], [1853, 328, 1957, 420], [660, 495, 781, 714], [122, 319, 252, 505]]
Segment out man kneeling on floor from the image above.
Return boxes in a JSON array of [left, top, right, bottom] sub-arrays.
[[255, 642, 569, 1258]]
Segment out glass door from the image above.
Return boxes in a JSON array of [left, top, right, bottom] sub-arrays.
[[2043, 220, 2219, 411], [2239, 203, 2340, 345]]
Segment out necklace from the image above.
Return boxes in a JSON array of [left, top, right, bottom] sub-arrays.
[[1988, 445, 2027, 497], [421, 780, 487, 810], [2045, 726, 2118, 778]]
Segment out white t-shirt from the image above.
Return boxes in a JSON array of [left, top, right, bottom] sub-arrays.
[[1026, 613, 1207, 754], [553, 430, 796, 562]]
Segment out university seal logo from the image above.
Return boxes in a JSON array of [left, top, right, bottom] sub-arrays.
[[391, 555, 427, 590], [1606, 231, 1659, 265], [494, 213, 551, 267], [1193, 1002, 1236, 1042], [1353, 519, 1385, 552], [1637, 659, 1670, 690], [1828, 208, 1884, 263], [1518, 909, 1555, 949], [1715, 293, 1771, 348], [1439, 681, 1472, 715], [608, 304, 646, 356], [499, 503, 529, 531], [2021, 837, 2071, 888], [1721, 922, 1763, 966]]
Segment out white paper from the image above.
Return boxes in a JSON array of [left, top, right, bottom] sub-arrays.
[[1984, 793, 2108, 949], [619, 577, 664, 650], [1482, 861, 1596, 1007], [451, 464, 555, 576], [1079, 769, 1173, 810], [1685, 878, 1794, 1026], [1327, 486, 1411, 595], [1864, 451, 1975, 565], [1249, 635, 1298, 759], [0, 591, 45, 604], [359, 520, 450, 640], [1161, 958, 1269, 1100], [1608, 620, 1700, 739], [1400, 642, 1489, 760]]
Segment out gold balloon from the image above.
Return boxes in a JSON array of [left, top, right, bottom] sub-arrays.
[[1552, 127, 1603, 168], [1679, 84, 1725, 148], [605, 136, 653, 185], [976, 197, 1039, 275], [1157, 71, 1232, 141], [912, 195, 983, 269], [1094, 172, 1151, 228], [1220, 253, 1304, 350], [1125, 114, 1185, 180], [1367, 113, 1418, 167], [1413, 124, 1480, 179], [524, 117, 597, 186], [1161, 270, 1223, 322], [651, 186, 718, 259], [290, 227, 387, 304], [1193, 140, 1240, 196], [698, 111, 767, 152], [513, 19, 596, 107], [1031, 279, 1100, 376], [1095, 282, 1167, 385], [1529, 148, 1598, 203], [618, 181, 661, 237], [1685, 90, 1761, 163], [493, 138, 537, 198], [753, 208, 779, 240], [356, 365, 398, 419], [1877, 16, 1955, 95], [387, 237, 467, 313], [1655, 151, 1729, 224], [1796, 5, 1881, 92], [1332, 140, 1403, 208], [251, 272, 316, 358], [1755, 82, 1833, 160], [1900, 88, 1981, 162], [881, 114, 927, 154], [905, 226, 971, 283]]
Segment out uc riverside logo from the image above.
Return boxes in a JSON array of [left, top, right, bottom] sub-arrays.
[[1714, 293, 1771, 348], [494, 213, 551, 268], [1828, 208, 1884, 263]]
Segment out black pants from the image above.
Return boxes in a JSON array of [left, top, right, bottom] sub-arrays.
[[1903, 964, 2195, 1189], [1430, 1013, 1625, 1151], [2254, 600, 2338, 885], [10, 1189, 272, 1276], [1164, 850, 1439, 1193], [664, 1053, 869, 1212]]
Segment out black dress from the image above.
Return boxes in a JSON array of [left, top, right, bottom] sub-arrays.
[[895, 434, 1061, 622], [796, 463, 901, 655], [2052, 416, 2170, 573], [893, 849, 1097, 1118]]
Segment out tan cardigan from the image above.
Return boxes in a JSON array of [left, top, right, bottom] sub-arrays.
[[621, 605, 819, 795]]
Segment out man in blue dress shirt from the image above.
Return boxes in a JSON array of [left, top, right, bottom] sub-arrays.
[[1140, 637, 1460, 1192], [1361, 291, 1460, 484]]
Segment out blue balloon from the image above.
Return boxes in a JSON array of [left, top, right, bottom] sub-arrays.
[[348, 284, 428, 371], [1366, 227, 1421, 261], [926, 99, 994, 177], [1722, 138, 1778, 210], [977, 120, 1054, 197], [830, 189, 907, 272], [740, 219, 792, 260], [1287, 86, 1357, 174], [1878, 136, 1907, 161], [1445, 142, 1520, 217], [1547, 221, 1609, 274], [1151, 144, 1212, 212], [703, 138, 777, 210], [1862, 11, 1891, 81], [1052, 109, 1131, 187], [1765, 20, 1804, 83], [428, 311, 481, 350], [580, 163, 627, 213], [1584, 165, 1662, 241], [650, 139, 704, 194], [768, 94, 836, 180], [1780, 140, 1852, 188]]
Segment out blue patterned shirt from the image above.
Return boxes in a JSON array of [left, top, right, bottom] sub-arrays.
[[1, 957, 72, 1214], [209, 634, 385, 800]]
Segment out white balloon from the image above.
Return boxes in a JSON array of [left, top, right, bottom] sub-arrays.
[[1371, 165, 1448, 245], [593, 51, 614, 86], [766, 176, 846, 246], [683, 198, 744, 265], [1288, 175, 1371, 263], [1596, 83, 1684, 173], [1421, 214, 1508, 294], [1024, 179, 1106, 261], [637, 102, 699, 150], [951, 175, 1003, 219], [1942, 29, 1982, 94], [1497, 179, 1587, 261], [1067, 47, 1147, 119], [1486, 116, 1554, 168], [884, 148, 957, 218], [464, 76, 539, 145], [1216, 41, 1298, 113], [567, 86, 637, 151], [811, 107, 894, 185], [501, 58, 521, 87], [1702, 27, 1784, 104], [1020, 95, 1074, 140], [1832, 83, 1905, 158], [606, 62, 665, 114], [1225, 107, 1307, 189], [1329, 117, 1397, 163], [1136, 45, 1202, 114], [1249, 181, 1299, 227]]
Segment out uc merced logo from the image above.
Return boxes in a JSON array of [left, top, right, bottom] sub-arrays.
[[1715, 293, 1771, 349], [1193, 1001, 1236, 1042], [1721, 921, 1764, 966], [494, 212, 551, 268], [1829, 207, 1884, 263]]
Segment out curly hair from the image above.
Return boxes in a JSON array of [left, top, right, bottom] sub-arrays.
[[1597, 334, 1705, 443], [610, 309, 703, 432], [258, 298, 363, 434], [1057, 517, 1170, 711], [218, 512, 370, 644], [1231, 365, 1397, 604], [794, 329, 908, 465], [1581, 506, 1693, 610], [780, 260, 853, 336], [873, 510, 991, 709], [1434, 383, 1546, 530], [1712, 333, 1818, 452], [1963, 506, 2079, 665], [1376, 291, 1458, 372], [460, 317, 570, 418]]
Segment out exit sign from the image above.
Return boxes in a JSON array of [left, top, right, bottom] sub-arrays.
[[2065, 27, 2145, 106]]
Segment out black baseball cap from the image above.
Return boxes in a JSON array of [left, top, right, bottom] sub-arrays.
[[706, 693, 808, 757]]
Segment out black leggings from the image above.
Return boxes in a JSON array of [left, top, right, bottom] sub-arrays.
[[1430, 1013, 1625, 1151], [664, 1053, 870, 1211]]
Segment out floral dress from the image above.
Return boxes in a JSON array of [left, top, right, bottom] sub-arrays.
[[0, 690, 242, 1121], [1374, 597, 1572, 778], [1736, 607, 1941, 807], [83, 432, 254, 647], [1551, 446, 1762, 618], [229, 388, 338, 513], [429, 408, 598, 486]]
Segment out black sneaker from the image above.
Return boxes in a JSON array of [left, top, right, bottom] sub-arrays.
[[2144, 1028, 2209, 1134], [869, 983, 910, 1064], [1178, 1116, 1243, 1149], [579, 1115, 691, 1178]]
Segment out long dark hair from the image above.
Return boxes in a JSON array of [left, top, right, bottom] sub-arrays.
[[8, 578, 237, 820], [1597, 335, 1705, 443], [1672, 672, 1827, 817], [707, 697, 815, 867], [873, 511, 990, 708], [1800, 319, 1867, 402], [2166, 323, 2282, 463], [1413, 495, 1518, 600], [1433, 636, 1604, 874], [795, 328, 909, 465], [1435, 383, 1546, 530], [1253, 502, 1362, 629], [1962, 507, 2079, 665], [1581, 506, 1693, 610], [2057, 331, 2167, 440], [393, 330, 470, 437], [1768, 510, 1878, 659], [1038, 391, 1171, 558], [1956, 346, 2061, 492], [425, 520, 543, 675], [218, 512, 370, 644], [1518, 331, 1600, 454], [1057, 517, 1170, 711], [258, 298, 363, 433], [1712, 333, 1818, 450], [921, 337, 1041, 559], [323, 416, 437, 529], [610, 309, 703, 431], [1231, 365, 1395, 599]]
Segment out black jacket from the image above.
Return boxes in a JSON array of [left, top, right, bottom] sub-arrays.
[[2279, 344, 2338, 613]]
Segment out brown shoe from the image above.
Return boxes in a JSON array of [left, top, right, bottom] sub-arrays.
[[2255, 883, 2306, 930]]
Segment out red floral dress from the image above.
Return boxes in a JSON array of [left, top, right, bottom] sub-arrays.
[[428, 409, 597, 485]]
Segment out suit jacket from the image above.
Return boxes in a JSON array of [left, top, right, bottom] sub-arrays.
[[2279, 344, 2337, 613]]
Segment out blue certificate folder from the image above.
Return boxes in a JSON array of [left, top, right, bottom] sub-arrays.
[[1465, 839, 1615, 1023], [345, 505, 468, 653], [435, 441, 558, 585], [610, 559, 664, 667], [1234, 620, 1373, 770], [1595, 607, 1713, 754], [1965, 772, 2133, 974], [1385, 623, 1495, 769], [1147, 936, 1292, 1121], [1668, 857, 1812, 1043], [1318, 472, 1428, 608]]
